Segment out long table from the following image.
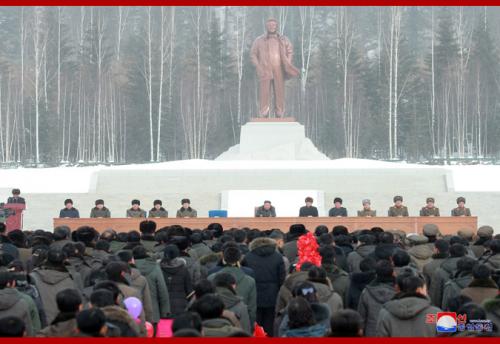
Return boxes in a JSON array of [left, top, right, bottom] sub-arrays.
[[53, 216, 477, 235]]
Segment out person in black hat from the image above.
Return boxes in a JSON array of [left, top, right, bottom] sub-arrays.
[[451, 197, 471, 217], [328, 197, 348, 217], [176, 199, 197, 218], [148, 200, 168, 218], [255, 200, 276, 217], [90, 199, 111, 218], [59, 199, 80, 218], [299, 197, 318, 217], [126, 200, 146, 218], [7, 189, 25, 205], [388, 195, 408, 217], [419, 197, 440, 217]]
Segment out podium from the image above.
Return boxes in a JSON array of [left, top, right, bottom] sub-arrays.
[[4, 203, 25, 232]]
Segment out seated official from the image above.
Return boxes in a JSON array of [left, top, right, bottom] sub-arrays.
[[419, 197, 440, 217], [59, 198, 80, 218], [7, 188, 25, 204], [176, 198, 197, 218], [126, 199, 146, 218], [299, 197, 318, 217], [451, 196, 471, 216], [357, 199, 376, 217], [90, 199, 111, 218], [388, 195, 409, 217], [328, 197, 347, 217], [149, 199, 168, 218], [255, 200, 276, 217]]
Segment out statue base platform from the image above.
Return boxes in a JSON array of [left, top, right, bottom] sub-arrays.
[[216, 120, 329, 160]]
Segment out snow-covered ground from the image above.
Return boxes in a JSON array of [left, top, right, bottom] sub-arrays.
[[0, 158, 499, 194]]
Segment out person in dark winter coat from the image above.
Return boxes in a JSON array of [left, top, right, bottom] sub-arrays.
[[471, 226, 494, 258], [299, 197, 319, 217], [148, 200, 168, 218], [328, 197, 347, 217], [255, 200, 276, 217], [63, 242, 92, 288], [407, 235, 433, 271], [307, 266, 343, 317], [441, 256, 475, 310], [37, 288, 81, 337], [126, 200, 146, 218], [176, 199, 197, 218], [420, 197, 440, 216], [482, 294, 500, 333], [319, 245, 350, 304], [276, 281, 330, 337], [160, 244, 192, 317], [59, 199, 79, 218], [139, 221, 157, 253], [451, 197, 471, 216], [189, 232, 213, 260], [192, 294, 241, 337], [358, 260, 396, 337], [171, 236, 203, 285], [29, 248, 81, 325], [346, 256, 376, 310], [387, 195, 409, 217], [328, 197, 348, 217], [242, 236, 285, 336], [284, 297, 326, 337], [326, 309, 364, 337], [132, 246, 171, 324], [213, 273, 251, 334], [429, 243, 467, 307], [480, 239, 500, 271], [347, 233, 376, 273], [376, 272, 442, 337], [423, 239, 449, 289], [90, 199, 111, 218], [283, 224, 308, 264], [208, 245, 257, 326], [460, 264, 499, 305], [0, 271, 35, 336]]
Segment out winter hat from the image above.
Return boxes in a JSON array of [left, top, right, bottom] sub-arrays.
[[181, 199, 190, 205], [457, 228, 474, 240], [423, 224, 440, 237], [153, 200, 162, 206], [407, 234, 428, 245], [140, 220, 157, 234], [477, 225, 494, 238], [456, 197, 466, 204], [75, 226, 98, 244], [223, 246, 241, 265], [95, 199, 104, 206], [393, 195, 403, 203], [426, 197, 435, 203], [289, 224, 308, 237], [334, 197, 343, 204], [131, 199, 140, 206], [305, 197, 313, 203], [362, 199, 371, 205]]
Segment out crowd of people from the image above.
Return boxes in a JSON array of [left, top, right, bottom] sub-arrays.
[[0, 217, 498, 337]]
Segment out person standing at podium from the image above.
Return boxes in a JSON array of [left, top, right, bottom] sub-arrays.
[[59, 199, 80, 218], [299, 197, 318, 217], [7, 189, 25, 204]]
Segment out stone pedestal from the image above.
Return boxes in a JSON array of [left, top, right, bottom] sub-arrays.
[[216, 120, 329, 160]]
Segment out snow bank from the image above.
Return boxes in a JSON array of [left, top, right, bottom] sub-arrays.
[[1, 159, 499, 193]]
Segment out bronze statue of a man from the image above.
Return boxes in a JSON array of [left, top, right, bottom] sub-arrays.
[[251, 18, 299, 118]]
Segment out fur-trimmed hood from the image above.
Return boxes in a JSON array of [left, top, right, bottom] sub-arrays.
[[101, 305, 140, 336], [482, 295, 500, 313], [249, 237, 276, 252]]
